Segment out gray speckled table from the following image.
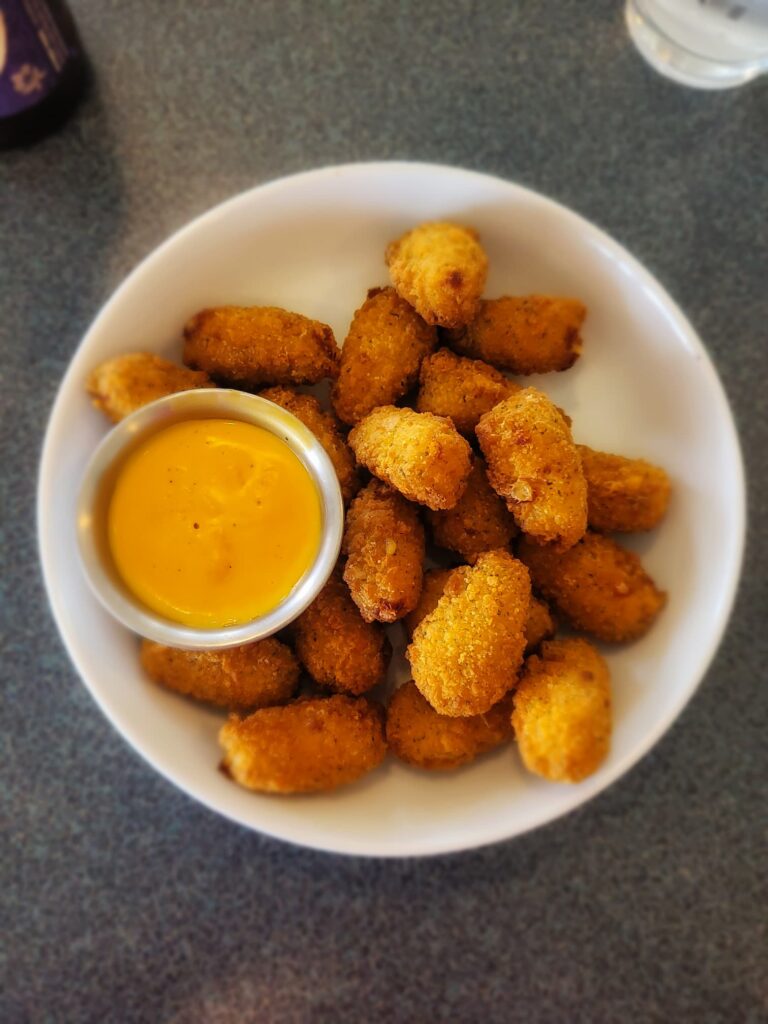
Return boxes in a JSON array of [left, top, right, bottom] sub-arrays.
[[2, 2, 767, 1021]]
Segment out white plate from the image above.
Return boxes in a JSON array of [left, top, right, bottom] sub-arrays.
[[38, 162, 745, 857]]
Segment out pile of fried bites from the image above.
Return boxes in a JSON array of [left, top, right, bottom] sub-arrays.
[[87, 221, 671, 794]]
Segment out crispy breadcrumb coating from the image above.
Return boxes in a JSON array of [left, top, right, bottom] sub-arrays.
[[385, 221, 488, 328], [87, 352, 211, 422], [518, 532, 666, 643], [332, 287, 436, 426], [448, 295, 585, 374], [140, 638, 299, 710], [260, 386, 360, 504], [183, 305, 338, 388], [348, 405, 472, 511], [343, 481, 424, 623], [219, 695, 386, 793], [477, 388, 587, 550], [403, 566, 555, 654], [512, 638, 611, 782], [407, 549, 531, 716], [426, 457, 516, 563], [416, 347, 518, 435], [578, 445, 671, 533], [293, 570, 391, 694], [403, 568, 455, 639], [524, 595, 557, 653], [387, 681, 513, 771]]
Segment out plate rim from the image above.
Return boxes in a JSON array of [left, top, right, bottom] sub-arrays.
[[37, 160, 747, 857]]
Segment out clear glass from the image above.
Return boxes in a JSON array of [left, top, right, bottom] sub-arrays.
[[625, 0, 768, 88]]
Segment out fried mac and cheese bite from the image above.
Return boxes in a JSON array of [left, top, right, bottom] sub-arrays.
[[219, 695, 386, 793], [348, 405, 472, 511], [183, 305, 338, 388], [518, 532, 666, 643], [293, 570, 391, 695], [140, 638, 299, 710], [512, 638, 611, 783], [332, 287, 436, 426], [87, 352, 212, 422], [477, 388, 587, 550], [260, 386, 360, 504], [343, 481, 425, 623], [403, 565, 555, 654], [448, 295, 586, 374], [385, 221, 488, 329], [407, 549, 530, 717], [386, 681, 513, 771], [426, 458, 516, 563], [416, 347, 517, 436], [577, 445, 671, 533]]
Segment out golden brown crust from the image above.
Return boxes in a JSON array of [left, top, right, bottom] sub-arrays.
[[415, 347, 518, 435], [219, 695, 386, 793], [182, 305, 339, 388], [403, 568, 456, 639], [86, 352, 211, 423], [385, 222, 488, 328], [343, 481, 425, 623], [518, 532, 666, 643], [477, 388, 588, 550], [260, 386, 360, 504], [524, 595, 557, 654], [140, 638, 299, 710], [578, 445, 671, 533], [348, 405, 473, 511], [407, 549, 531, 717], [403, 566, 556, 654], [512, 638, 611, 782], [332, 287, 437, 425], [448, 295, 586, 374], [293, 570, 391, 694], [426, 457, 516, 563], [386, 681, 513, 771]]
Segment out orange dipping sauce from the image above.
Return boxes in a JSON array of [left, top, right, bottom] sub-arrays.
[[107, 418, 321, 628]]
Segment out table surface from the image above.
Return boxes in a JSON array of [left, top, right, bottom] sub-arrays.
[[2, 2, 766, 1021]]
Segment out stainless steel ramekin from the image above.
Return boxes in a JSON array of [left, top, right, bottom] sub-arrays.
[[76, 388, 343, 649]]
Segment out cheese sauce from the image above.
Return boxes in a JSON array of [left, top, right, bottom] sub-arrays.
[[107, 418, 321, 628]]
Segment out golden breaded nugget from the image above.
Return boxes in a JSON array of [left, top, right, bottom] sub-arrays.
[[416, 347, 518, 435], [407, 549, 530, 716], [448, 295, 585, 374], [385, 221, 488, 329], [219, 695, 386, 793], [426, 458, 516, 563], [387, 681, 513, 771], [260, 386, 360, 504], [403, 566, 555, 654], [403, 568, 455, 639], [87, 352, 211, 423], [512, 638, 611, 782], [183, 305, 338, 388], [348, 405, 472, 511], [518, 532, 666, 643], [140, 638, 299, 710], [332, 287, 436, 426], [293, 570, 391, 694], [477, 388, 587, 550], [343, 481, 424, 623], [524, 595, 557, 653], [577, 445, 671, 533]]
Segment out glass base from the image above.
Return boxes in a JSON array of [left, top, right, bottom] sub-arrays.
[[625, 1, 766, 90]]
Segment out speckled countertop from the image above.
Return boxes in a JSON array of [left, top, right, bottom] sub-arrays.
[[2, 2, 766, 1021]]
